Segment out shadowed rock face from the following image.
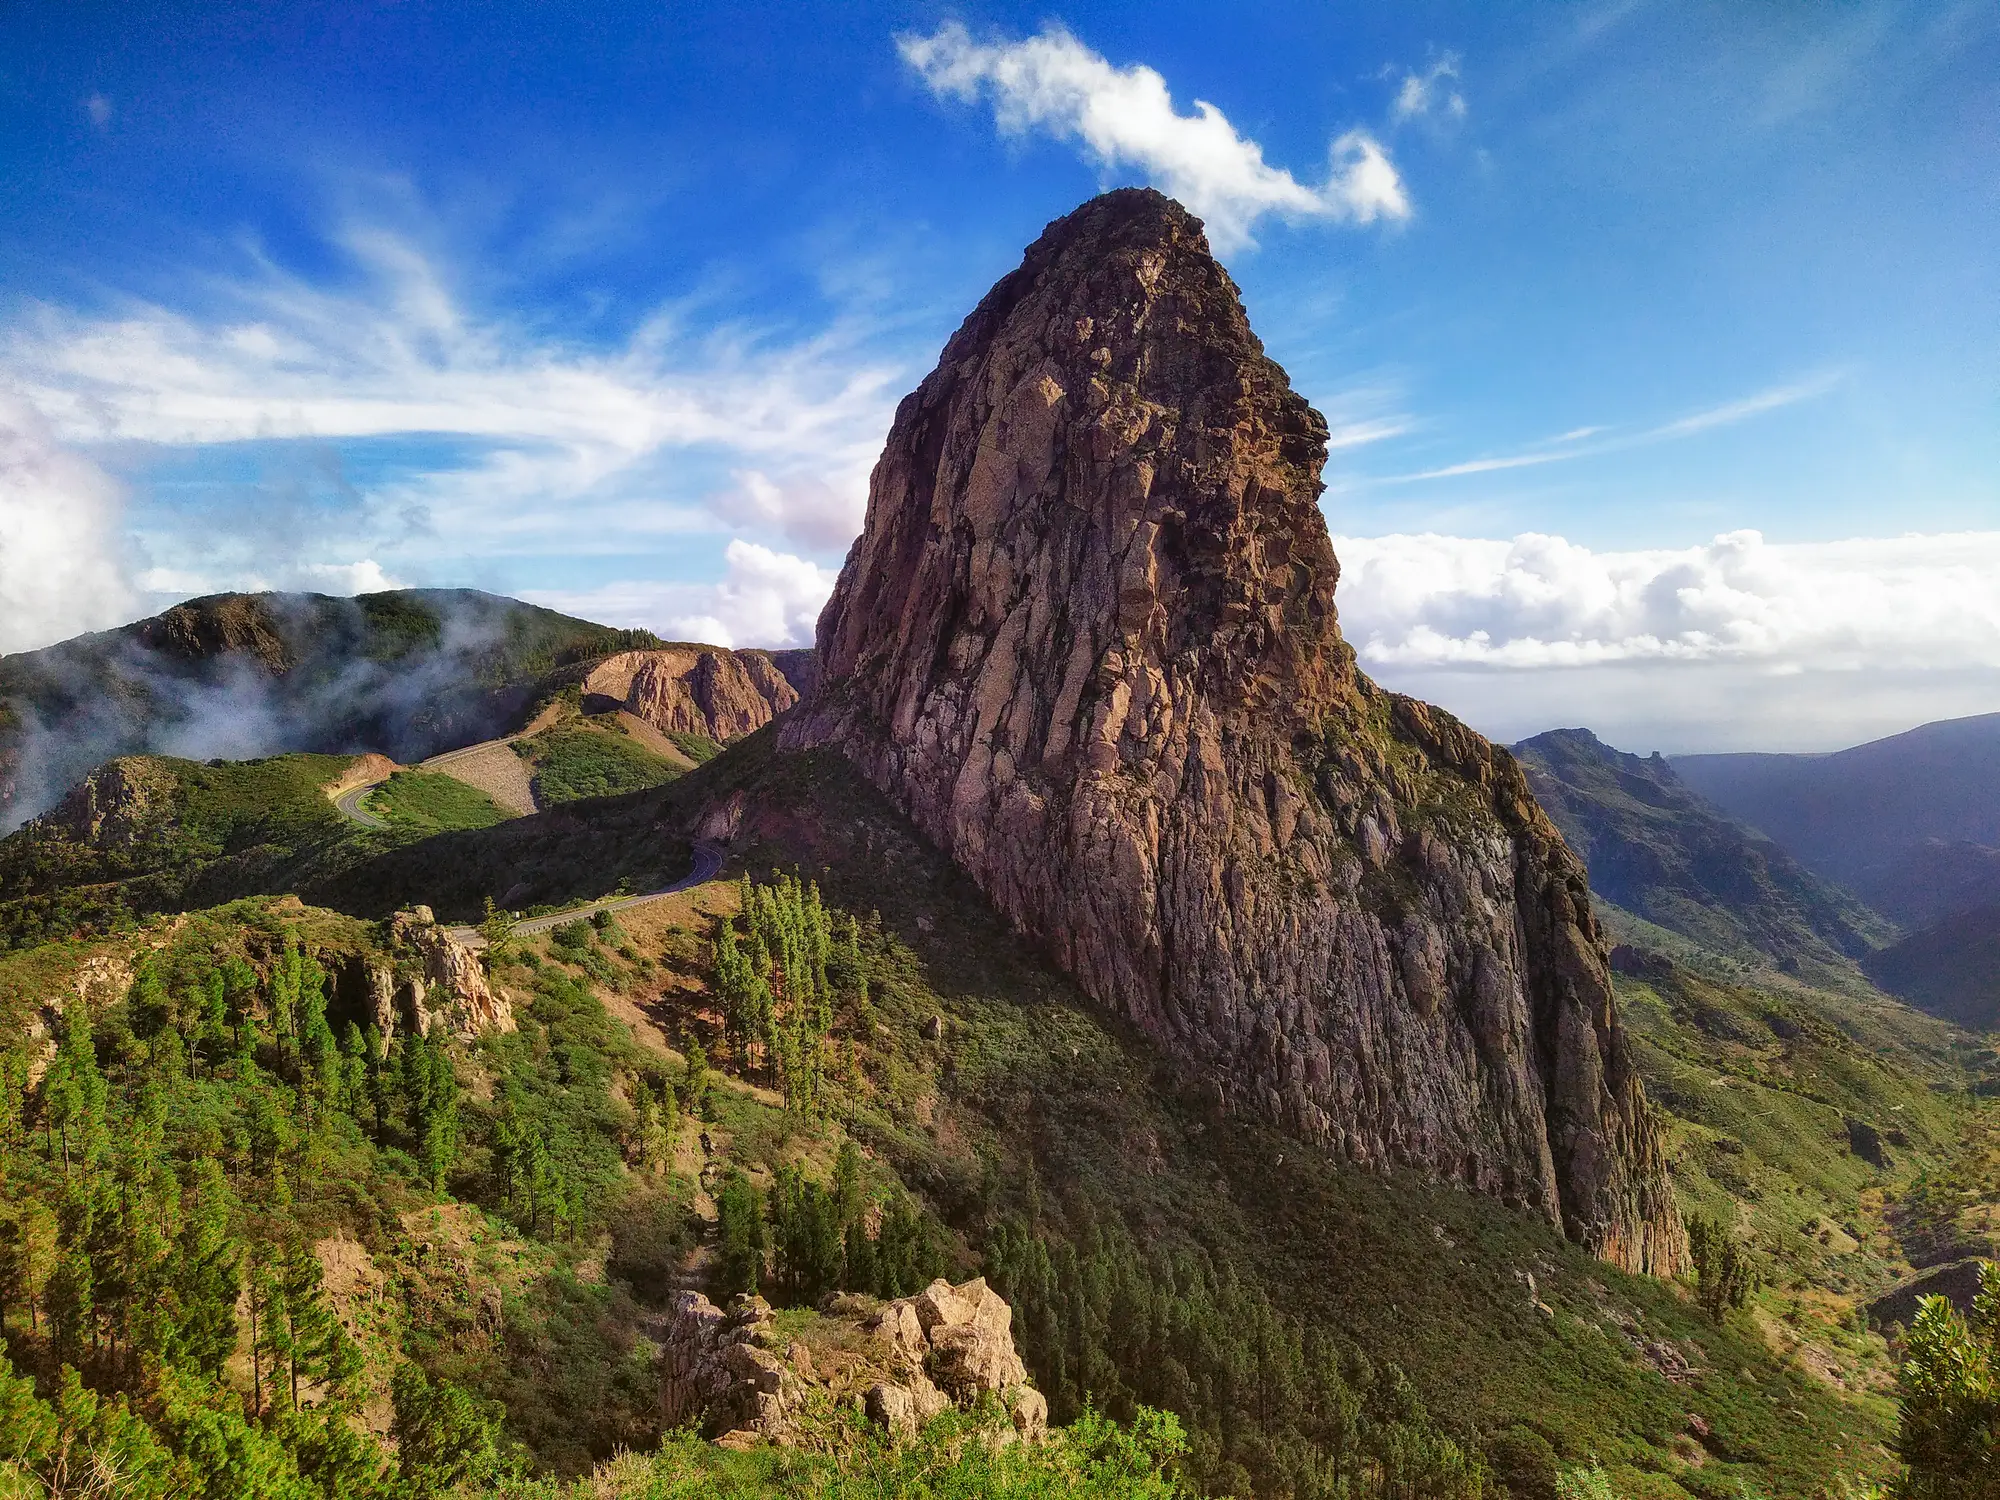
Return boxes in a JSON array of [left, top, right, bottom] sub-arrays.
[[786, 189, 1682, 1273]]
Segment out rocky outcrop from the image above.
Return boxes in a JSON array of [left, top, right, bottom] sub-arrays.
[[389, 906, 514, 1038], [784, 189, 1682, 1273], [579, 649, 805, 743], [865, 1277, 1046, 1442], [29, 758, 168, 848], [662, 1294, 805, 1442], [661, 1279, 1045, 1447]]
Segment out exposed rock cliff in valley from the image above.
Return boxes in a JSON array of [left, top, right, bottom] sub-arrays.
[[578, 647, 806, 743], [785, 189, 1682, 1273]]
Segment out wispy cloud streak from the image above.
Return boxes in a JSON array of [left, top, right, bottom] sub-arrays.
[[1391, 371, 1847, 483]]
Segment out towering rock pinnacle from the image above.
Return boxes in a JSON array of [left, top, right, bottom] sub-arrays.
[[786, 189, 1682, 1273]]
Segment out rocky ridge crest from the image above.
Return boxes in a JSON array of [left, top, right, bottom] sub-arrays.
[[576, 648, 806, 744], [785, 189, 1682, 1272]]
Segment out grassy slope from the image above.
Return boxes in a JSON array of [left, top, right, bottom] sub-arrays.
[[0, 591, 672, 834], [514, 717, 686, 806], [367, 769, 512, 834], [3, 720, 1990, 1494], [0, 753, 373, 948]]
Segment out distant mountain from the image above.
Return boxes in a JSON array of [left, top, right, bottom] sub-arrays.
[[0, 588, 669, 831], [1674, 713, 2000, 929], [1864, 903, 2000, 1030], [1512, 728, 1893, 973]]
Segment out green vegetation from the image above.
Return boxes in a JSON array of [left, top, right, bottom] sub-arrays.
[[0, 753, 359, 951], [3, 713, 1995, 1497], [652, 732, 1905, 1497], [514, 722, 683, 806], [0, 591, 672, 844], [0, 899, 705, 1492], [0, 751, 548, 950], [669, 732, 725, 764], [713, 872, 858, 1118], [1893, 1264, 2000, 1498], [367, 771, 512, 835], [491, 1401, 1192, 1499]]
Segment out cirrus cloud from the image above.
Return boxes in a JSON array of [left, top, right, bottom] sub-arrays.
[[898, 22, 1409, 251]]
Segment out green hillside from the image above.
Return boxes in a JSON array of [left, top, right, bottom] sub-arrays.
[[1514, 729, 1895, 978], [0, 589, 664, 833]]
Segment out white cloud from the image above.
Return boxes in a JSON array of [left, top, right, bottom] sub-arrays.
[[1390, 57, 1466, 123], [83, 94, 112, 129], [296, 559, 402, 594], [1331, 529, 2000, 749], [1393, 372, 1845, 482], [716, 467, 872, 552], [899, 22, 1409, 251], [523, 539, 835, 650], [1335, 529, 2000, 670], [2, 227, 896, 566], [0, 393, 137, 653]]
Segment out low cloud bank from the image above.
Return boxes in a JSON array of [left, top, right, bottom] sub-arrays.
[[524, 540, 836, 652], [0, 394, 136, 652], [1332, 529, 2000, 751]]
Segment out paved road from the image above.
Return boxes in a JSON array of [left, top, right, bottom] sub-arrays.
[[332, 782, 390, 830], [447, 839, 726, 944]]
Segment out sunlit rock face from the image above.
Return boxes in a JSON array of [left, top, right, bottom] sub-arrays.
[[786, 188, 1682, 1274]]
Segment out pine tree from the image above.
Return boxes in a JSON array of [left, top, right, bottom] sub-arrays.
[[391, 1364, 511, 1496], [170, 1157, 240, 1379], [714, 1170, 765, 1299], [43, 1005, 107, 1176]]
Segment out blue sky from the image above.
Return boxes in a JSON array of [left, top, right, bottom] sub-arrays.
[[1, 1, 1995, 750]]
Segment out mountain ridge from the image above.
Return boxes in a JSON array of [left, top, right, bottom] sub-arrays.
[[1674, 712, 2000, 929], [1514, 726, 1895, 976]]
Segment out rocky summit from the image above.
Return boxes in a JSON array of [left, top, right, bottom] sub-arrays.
[[787, 188, 1682, 1273]]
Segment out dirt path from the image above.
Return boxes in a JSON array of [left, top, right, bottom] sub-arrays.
[[612, 710, 699, 769]]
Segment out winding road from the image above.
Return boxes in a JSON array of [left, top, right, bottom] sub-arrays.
[[446, 839, 726, 945], [332, 782, 390, 830]]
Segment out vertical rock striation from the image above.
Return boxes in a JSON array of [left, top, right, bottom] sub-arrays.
[[785, 189, 1682, 1272]]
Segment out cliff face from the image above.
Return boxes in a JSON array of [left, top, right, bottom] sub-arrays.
[[579, 648, 804, 743], [785, 189, 1682, 1272]]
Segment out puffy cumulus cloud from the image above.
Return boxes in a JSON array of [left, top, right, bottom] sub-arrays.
[[716, 466, 869, 553], [524, 540, 836, 651], [1330, 529, 2000, 750], [1333, 530, 2000, 670], [298, 559, 401, 594], [0, 393, 137, 652], [899, 22, 1409, 251], [1389, 57, 1466, 123]]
